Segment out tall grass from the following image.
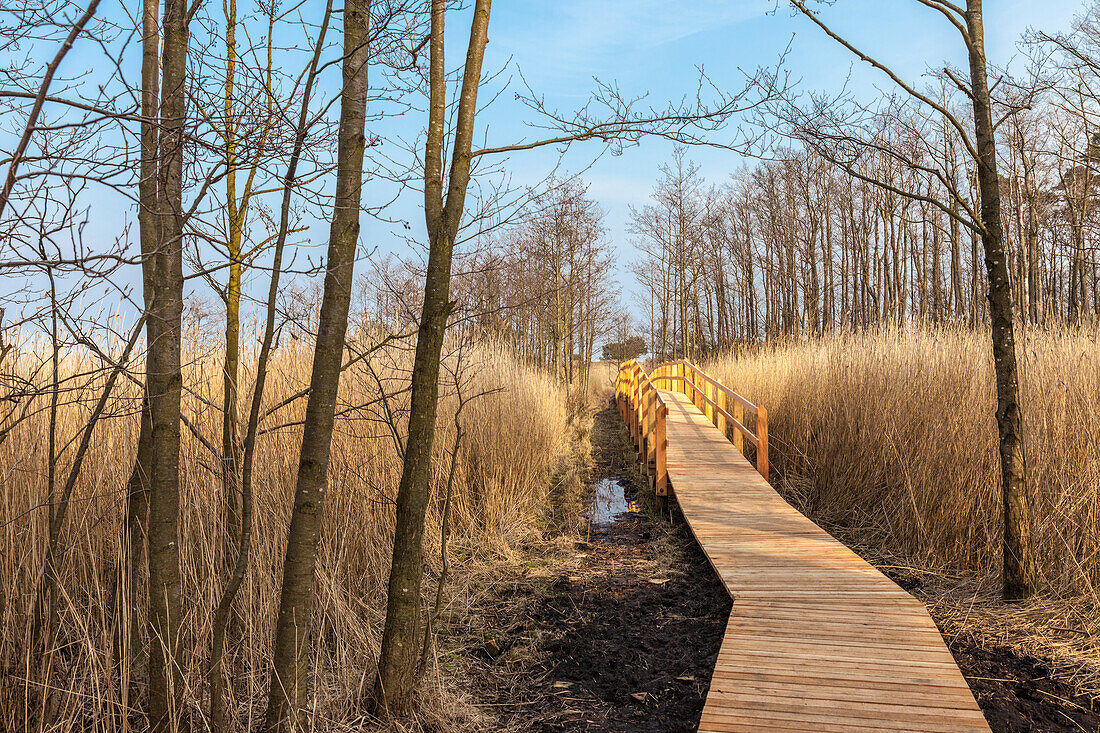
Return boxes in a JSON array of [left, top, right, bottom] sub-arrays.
[[0, 332, 570, 731], [707, 324, 1100, 598]]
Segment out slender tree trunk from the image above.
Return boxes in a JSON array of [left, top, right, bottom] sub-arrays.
[[261, 1, 369, 728], [121, 0, 160, 711], [372, 0, 492, 717], [210, 7, 331, 730], [1026, 188, 1040, 324], [222, 0, 243, 555], [965, 0, 1035, 600], [146, 0, 189, 723]]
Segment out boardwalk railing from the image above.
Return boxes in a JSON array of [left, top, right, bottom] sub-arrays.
[[616, 359, 768, 485], [615, 359, 670, 496]]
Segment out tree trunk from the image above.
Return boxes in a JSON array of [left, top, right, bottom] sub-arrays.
[[261, 1, 370, 728], [965, 0, 1035, 600], [146, 0, 188, 724], [372, 0, 493, 717], [121, 0, 159, 712], [222, 0, 243, 555]]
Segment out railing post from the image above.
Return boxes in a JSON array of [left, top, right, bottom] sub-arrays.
[[694, 369, 703, 412], [756, 404, 769, 481], [646, 388, 657, 475], [629, 365, 638, 440], [705, 380, 714, 425], [638, 378, 648, 465], [616, 367, 623, 418], [694, 368, 701, 411], [700, 376, 708, 421], [656, 403, 668, 496], [717, 388, 727, 440], [733, 399, 744, 454], [626, 368, 635, 442]]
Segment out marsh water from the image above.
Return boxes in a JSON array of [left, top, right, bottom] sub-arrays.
[[587, 477, 640, 525]]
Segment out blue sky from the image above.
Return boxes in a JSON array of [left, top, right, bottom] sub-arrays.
[[399, 0, 1082, 312], [3, 0, 1089, 324]]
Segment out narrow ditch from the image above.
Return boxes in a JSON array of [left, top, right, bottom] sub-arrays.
[[473, 401, 731, 732], [520, 402, 732, 732]]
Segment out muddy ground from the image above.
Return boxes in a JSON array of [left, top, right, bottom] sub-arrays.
[[471, 401, 1100, 732], [883, 567, 1100, 732], [470, 403, 730, 732], [952, 633, 1100, 731]]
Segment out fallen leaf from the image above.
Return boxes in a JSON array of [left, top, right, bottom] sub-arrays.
[[676, 675, 695, 682], [630, 692, 649, 703], [552, 681, 573, 690], [648, 578, 670, 585]]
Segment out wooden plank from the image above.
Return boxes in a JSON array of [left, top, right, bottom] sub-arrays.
[[625, 383, 990, 732], [707, 671, 985, 700], [699, 706, 989, 733]]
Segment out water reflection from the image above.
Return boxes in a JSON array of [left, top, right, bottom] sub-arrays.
[[588, 478, 641, 525]]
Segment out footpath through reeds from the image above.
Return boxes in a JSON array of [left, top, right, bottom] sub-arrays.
[[706, 324, 1100, 697]]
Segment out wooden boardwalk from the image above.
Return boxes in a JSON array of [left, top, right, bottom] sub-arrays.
[[617, 362, 990, 733]]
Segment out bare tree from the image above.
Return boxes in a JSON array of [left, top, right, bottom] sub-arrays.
[[775, 0, 1036, 599], [144, 0, 192, 723], [206, 4, 334, 730], [371, 0, 782, 717], [261, 0, 372, 727], [371, 0, 494, 715]]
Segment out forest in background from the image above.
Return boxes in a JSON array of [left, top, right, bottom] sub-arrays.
[[631, 7, 1100, 353]]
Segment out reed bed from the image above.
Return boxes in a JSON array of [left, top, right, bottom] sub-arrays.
[[706, 324, 1100, 598], [0, 330, 570, 731]]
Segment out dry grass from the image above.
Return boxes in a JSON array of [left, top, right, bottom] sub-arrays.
[[0, 331, 573, 731], [707, 324, 1100, 593], [706, 324, 1100, 694]]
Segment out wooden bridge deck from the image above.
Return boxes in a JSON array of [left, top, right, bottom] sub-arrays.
[[658, 388, 990, 732]]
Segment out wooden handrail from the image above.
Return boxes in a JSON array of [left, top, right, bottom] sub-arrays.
[[651, 359, 758, 415], [625, 358, 769, 481], [615, 359, 669, 496]]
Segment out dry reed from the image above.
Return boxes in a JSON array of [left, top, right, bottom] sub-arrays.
[[706, 324, 1100, 598], [0, 330, 571, 731]]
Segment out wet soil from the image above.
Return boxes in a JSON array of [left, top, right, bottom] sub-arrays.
[[951, 634, 1100, 732], [527, 513, 731, 732], [472, 402, 731, 732], [883, 568, 1100, 732]]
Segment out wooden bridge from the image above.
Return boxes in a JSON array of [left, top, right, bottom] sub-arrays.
[[615, 360, 990, 733]]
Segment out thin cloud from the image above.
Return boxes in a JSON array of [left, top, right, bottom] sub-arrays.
[[496, 0, 773, 77]]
